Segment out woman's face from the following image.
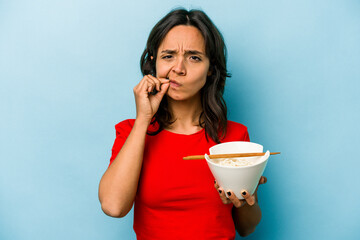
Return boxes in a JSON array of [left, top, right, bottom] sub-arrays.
[[155, 25, 210, 101]]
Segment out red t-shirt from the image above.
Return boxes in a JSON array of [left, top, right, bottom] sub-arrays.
[[109, 119, 250, 240]]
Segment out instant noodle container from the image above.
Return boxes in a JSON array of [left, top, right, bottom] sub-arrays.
[[205, 141, 270, 199]]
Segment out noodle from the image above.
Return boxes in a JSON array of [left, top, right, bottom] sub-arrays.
[[211, 158, 253, 167]]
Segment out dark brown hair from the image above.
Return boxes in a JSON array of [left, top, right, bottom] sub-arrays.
[[140, 8, 230, 143]]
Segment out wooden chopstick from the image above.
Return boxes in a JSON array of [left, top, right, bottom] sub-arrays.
[[183, 152, 280, 160]]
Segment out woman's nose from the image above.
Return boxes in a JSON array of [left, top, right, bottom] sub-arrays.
[[172, 58, 186, 75]]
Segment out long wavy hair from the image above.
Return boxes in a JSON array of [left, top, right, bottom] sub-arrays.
[[140, 8, 230, 143]]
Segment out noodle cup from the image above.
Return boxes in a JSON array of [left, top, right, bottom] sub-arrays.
[[205, 141, 270, 199]]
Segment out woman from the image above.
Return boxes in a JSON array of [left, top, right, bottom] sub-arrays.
[[98, 8, 266, 239]]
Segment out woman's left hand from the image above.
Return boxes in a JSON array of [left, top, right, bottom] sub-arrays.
[[214, 176, 267, 208]]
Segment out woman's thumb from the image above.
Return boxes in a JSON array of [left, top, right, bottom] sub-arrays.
[[157, 82, 169, 97]]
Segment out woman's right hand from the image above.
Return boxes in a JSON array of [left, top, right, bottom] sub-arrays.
[[133, 75, 170, 124]]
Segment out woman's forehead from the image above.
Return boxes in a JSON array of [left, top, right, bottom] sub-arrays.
[[158, 25, 206, 53]]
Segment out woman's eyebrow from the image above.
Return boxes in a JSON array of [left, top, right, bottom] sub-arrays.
[[160, 49, 205, 55], [160, 49, 177, 54], [186, 50, 205, 56]]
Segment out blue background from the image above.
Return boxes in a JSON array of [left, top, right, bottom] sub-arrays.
[[1, 0, 359, 239]]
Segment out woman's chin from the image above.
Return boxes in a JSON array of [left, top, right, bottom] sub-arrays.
[[166, 94, 184, 101], [166, 92, 199, 102]]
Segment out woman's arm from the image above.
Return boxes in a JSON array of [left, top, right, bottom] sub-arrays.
[[231, 192, 261, 237], [214, 176, 266, 236], [98, 75, 169, 218], [98, 119, 149, 218]]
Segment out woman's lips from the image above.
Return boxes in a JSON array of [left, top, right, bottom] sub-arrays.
[[169, 79, 181, 88]]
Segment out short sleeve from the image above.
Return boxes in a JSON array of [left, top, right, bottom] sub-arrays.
[[109, 119, 135, 166], [222, 121, 250, 143], [244, 129, 250, 142]]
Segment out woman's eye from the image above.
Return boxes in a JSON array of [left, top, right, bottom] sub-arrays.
[[190, 56, 201, 61], [162, 55, 172, 59]]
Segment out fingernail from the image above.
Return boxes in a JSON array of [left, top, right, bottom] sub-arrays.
[[227, 191, 231, 196], [242, 191, 246, 196], [218, 190, 222, 194]]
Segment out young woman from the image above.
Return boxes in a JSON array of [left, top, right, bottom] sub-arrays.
[[99, 8, 267, 240]]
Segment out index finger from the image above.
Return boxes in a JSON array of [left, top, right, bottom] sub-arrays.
[[158, 77, 170, 84], [147, 75, 169, 83], [147, 75, 170, 92]]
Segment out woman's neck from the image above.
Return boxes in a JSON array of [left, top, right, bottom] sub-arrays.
[[165, 94, 203, 134]]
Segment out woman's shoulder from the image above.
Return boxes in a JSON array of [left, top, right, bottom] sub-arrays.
[[223, 120, 249, 141], [114, 119, 158, 133], [227, 120, 248, 131], [115, 119, 136, 131]]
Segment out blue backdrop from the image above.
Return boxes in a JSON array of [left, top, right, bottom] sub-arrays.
[[1, 0, 359, 239]]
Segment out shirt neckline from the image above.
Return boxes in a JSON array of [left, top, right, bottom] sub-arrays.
[[162, 127, 205, 136]]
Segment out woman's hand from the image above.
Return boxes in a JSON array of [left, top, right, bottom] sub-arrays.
[[214, 176, 267, 208], [133, 75, 170, 123]]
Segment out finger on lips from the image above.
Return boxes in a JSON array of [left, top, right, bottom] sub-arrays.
[[147, 75, 169, 88], [137, 79, 151, 94], [147, 83, 156, 94], [147, 75, 160, 91], [146, 77, 156, 87], [160, 82, 169, 93], [146, 75, 170, 93], [159, 78, 170, 83]]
